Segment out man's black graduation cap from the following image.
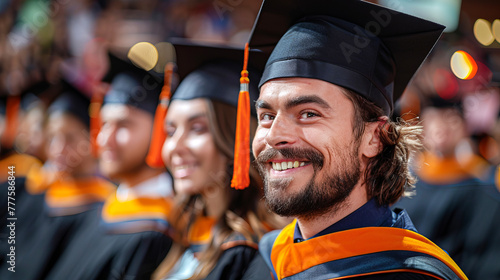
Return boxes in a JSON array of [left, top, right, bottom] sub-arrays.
[[171, 39, 267, 115], [102, 53, 162, 115], [48, 79, 91, 127], [248, 0, 445, 115], [20, 80, 51, 111]]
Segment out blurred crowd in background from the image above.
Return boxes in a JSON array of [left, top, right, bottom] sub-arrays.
[[0, 0, 262, 158], [0, 0, 499, 171], [0, 0, 500, 279], [0, 0, 259, 95]]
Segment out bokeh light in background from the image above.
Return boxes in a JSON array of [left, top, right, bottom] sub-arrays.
[[127, 42, 158, 71], [492, 19, 500, 43], [450, 50, 478, 80], [474, 19, 495, 46], [153, 42, 176, 74], [127, 41, 177, 75]]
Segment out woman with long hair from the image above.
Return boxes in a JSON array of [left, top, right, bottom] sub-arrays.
[[152, 42, 282, 280]]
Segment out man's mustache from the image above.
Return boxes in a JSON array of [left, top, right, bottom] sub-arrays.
[[255, 147, 324, 170]]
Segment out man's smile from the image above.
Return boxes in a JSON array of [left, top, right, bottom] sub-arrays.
[[271, 160, 306, 171]]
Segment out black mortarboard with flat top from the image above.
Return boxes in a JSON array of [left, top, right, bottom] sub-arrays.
[[102, 53, 162, 115], [171, 39, 267, 115], [248, 0, 445, 115], [166, 39, 268, 188], [48, 79, 91, 127]]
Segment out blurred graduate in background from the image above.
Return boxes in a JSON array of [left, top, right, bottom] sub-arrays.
[[153, 40, 285, 280], [46, 53, 174, 280], [0, 78, 115, 279], [394, 51, 500, 279]]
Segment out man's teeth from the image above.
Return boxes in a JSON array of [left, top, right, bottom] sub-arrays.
[[272, 161, 305, 171]]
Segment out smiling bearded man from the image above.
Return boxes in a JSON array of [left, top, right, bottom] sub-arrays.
[[256, 142, 360, 220], [241, 0, 469, 280]]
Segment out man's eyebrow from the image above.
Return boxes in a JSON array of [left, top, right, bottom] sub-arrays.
[[285, 95, 331, 110], [255, 99, 272, 110]]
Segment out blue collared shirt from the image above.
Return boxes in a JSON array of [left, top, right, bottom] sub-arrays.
[[293, 198, 416, 243]]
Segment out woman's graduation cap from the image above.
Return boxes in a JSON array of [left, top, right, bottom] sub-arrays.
[[170, 39, 266, 114], [146, 39, 266, 188], [247, 0, 446, 116]]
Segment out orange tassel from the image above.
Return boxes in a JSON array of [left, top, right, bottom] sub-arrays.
[[231, 43, 251, 190], [146, 62, 174, 168], [89, 84, 107, 158], [2, 96, 20, 149]]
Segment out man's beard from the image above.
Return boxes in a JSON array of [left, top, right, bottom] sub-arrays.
[[255, 145, 361, 220], [100, 154, 150, 182]]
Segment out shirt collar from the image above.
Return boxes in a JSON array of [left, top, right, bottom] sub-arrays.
[[293, 198, 393, 243]]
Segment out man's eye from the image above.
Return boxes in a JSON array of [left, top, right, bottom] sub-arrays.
[[261, 114, 275, 121], [300, 112, 319, 119]]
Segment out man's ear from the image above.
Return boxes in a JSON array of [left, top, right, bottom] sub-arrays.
[[360, 117, 387, 158]]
